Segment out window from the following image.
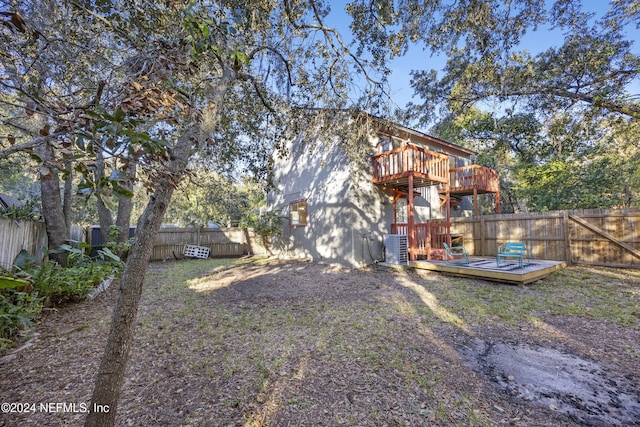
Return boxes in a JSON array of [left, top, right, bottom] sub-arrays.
[[396, 198, 407, 223], [289, 200, 307, 226]]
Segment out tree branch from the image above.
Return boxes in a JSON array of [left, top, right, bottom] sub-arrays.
[[248, 46, 294, 87], [452, 87, 640, 119], [283, 0, 388, 95], [0, 134, 61, 160]]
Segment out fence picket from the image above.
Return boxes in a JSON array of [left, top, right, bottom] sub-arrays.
[[451, 208, 640, 268]]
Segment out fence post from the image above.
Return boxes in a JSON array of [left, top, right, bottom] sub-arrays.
[[563, 210, 572, 265], [480, 216, 485, 256]]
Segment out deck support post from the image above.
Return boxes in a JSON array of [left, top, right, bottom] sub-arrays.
[[407, 174, 415, 261], [393, 196, 398, 232], [446, 186, 451, 223], [392, 192, 403, 234], [473, 187, 478, 216], [426, 220, 431, 260]]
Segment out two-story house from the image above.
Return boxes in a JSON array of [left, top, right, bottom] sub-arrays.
[[267, 115, 500, 267]]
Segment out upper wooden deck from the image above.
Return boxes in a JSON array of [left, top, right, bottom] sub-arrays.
[[372, 145, 499, 197], [372, 145, 449, 191], [443, 165, 500, 196]]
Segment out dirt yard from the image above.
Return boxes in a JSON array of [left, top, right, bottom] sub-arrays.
[[1, 258, 639, 426]]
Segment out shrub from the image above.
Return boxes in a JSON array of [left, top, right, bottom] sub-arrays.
[[103, 225, 134, 260], [0, 245, 124, 348], [0, 262, 119, 348], [0, 199, 40, 221], [250, 211, 283, 252], [30, 258, 120, 306], [0, 284, 42, 350]]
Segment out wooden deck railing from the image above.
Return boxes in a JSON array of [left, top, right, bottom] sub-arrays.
[[391, 221, 451, 259], [447, 165, 500, 193], [372, 145, 449, 184]]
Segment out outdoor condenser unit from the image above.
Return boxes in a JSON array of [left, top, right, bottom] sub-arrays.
[[383, 234, 408, 266]]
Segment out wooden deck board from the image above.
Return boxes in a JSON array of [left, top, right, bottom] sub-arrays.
[[409, 257, 566, 285]]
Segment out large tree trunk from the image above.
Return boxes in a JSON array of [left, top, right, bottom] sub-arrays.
[[115, 158, 136, 244], [62, 160, 73, 234], [94, 145, 113, 243], [86, 67, 232, 426], [85, 130, 195, 427], [36, 140, 69, 266]]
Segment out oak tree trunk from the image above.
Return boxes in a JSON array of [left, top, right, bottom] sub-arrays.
[[36, 141, 69, 266], [84, 131, 195, 427], [94, 145, 113, 243], [62, 160, 73, 234], [115, 159, 136, 244]]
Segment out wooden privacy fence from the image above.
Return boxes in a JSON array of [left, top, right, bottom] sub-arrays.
[[1, 222, 266, 268], [147, 227, 264, 261], [86, 226, 268, 261], [5, 211, 639, 269], [0, 218, 47, 270], [450, 208, 640, 268]]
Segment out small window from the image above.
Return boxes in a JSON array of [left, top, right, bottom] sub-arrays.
[[396, 198, 407, 223], [290, 200, 307, 227]]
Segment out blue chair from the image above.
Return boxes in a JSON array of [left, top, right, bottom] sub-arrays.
[[496, 242, 530, 268], [443, 242, 470, 266]]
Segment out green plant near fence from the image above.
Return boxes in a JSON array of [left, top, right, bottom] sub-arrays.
[[0, 200, 40, 221], [0, 245, 124, 350], [249, 211, 283, 253], [0, 271, 39, 349], [30, 244, 123, 306], [0, 288, 42, 349]]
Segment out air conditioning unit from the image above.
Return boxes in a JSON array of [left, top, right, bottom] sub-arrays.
[[384, 234, 408, 265]]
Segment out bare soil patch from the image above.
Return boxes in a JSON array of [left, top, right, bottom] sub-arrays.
[[1, 258, 639, 426]]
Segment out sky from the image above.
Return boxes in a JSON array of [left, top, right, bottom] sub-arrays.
[[324, 1, 639, 123]]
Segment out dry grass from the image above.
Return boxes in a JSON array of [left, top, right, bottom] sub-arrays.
[[1, 258, 638, 426]]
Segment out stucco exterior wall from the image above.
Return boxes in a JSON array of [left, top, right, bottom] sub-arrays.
[[267, 120, 478, 267], [268, 129, 395, 267]]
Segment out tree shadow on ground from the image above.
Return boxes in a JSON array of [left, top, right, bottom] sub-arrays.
[[1, 258, 638, 426]]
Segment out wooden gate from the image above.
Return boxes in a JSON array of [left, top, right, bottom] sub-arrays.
[[449, 208, 640, 268]]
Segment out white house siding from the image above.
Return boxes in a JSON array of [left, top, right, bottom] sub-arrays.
[[268, 119, 478, 267], [268, 129, 394, 267]]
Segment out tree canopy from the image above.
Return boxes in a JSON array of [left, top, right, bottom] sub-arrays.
[[1, 0, 639, 425], [354, 0, 640, 125], [1, 1, 395, 424], [346, 0, 640, 211]]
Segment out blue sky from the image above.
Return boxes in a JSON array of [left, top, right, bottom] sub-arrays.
[[325, 1, 639, 116]]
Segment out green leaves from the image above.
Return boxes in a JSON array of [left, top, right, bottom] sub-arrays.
[[181, 3, 225, 59], [403, 0, 639, 125], [0, 276, 32, 290], [411, 1, 640, 212], [251, 210, 282, 249], [88, 107, 167, 156], [229, 50, 249, 69]]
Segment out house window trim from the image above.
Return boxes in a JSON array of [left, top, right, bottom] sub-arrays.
[[289, 199, 308, 227]]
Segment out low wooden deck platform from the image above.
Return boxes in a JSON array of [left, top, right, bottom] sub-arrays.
[[410, 257, 566, 285]]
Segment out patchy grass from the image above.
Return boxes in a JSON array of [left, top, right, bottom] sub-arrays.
[[130, 259, 498, 426], [419, 266, 640, 328], [1, 258, 638, 426]]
